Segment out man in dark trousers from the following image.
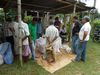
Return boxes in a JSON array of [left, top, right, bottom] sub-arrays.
[[75, 16, 91, 62], [72, 16, 81, 54]]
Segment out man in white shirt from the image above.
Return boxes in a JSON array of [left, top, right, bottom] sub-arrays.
[[45, 20, 62, 53], [21, 20, 31, 62], [45, 20, 62, 62], [75, 16, 91, 62]]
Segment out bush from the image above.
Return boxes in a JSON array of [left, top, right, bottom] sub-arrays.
[[93, 19, 100, 26]]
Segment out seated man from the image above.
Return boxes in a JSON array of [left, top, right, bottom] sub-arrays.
[[45, 20, 62, 62]]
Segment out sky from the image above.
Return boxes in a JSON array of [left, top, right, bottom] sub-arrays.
[[81, 0, 100, 13]]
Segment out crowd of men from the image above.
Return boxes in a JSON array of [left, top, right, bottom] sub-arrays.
[[0, 15, 91, 64]]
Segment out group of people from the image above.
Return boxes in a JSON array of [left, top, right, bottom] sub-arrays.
[[1, 16, 65, 63], [72, 16, 91, 62], [0, 15, 91, 64], [1, 16, 44, 62]]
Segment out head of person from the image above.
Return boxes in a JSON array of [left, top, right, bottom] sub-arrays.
[[14, 16, 18, 22], [73, 16, 78, 23], [49, 19, 54, 25], [82, 16, 90, 24], [49, 16, 53, 20], [32, 17, 36, 24], [55, 17, 59, 21], [37, 18, 41, 23]]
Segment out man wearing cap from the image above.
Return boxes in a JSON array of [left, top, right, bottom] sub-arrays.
[[75, 16, 91, 62]]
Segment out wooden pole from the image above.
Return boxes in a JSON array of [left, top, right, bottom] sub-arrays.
[[17, 0, 23, 66], [36, 11, 39, 18], [69, 0, 79, 42], [73, 4, 77, 16], [24, 10, 27, 16], [49, 5, 72, 12], [46, 12, 50, 25], [93, 0, 96, 7]]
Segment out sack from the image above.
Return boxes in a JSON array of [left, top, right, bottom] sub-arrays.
[[36, 37, 46, 53], [0, 54, 3, 65], [0, 42, 13, 65], [4, 43, 13, 64], [62, 44, 71, 53]]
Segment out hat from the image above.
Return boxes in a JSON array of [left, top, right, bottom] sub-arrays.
[[83, 16, 90, 22]]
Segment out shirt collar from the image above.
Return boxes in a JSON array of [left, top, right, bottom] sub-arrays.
[[85, 22, 89, 24]]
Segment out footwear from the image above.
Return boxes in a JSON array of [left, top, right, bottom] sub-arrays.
[[72, 59, 80, 62], [81, 59, 85, 62]]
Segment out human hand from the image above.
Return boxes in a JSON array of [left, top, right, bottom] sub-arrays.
[[80, 40, 84, 43]]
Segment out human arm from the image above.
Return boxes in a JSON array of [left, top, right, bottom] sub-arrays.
[[80, 31, 88, 42], [80, 26, 89, 42], [22, 24, 30, 41]]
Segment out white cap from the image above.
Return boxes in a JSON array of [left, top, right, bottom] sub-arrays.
[[83, 16, 90, 22]]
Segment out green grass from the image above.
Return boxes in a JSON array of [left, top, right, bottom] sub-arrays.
[[0, 39, 100, 75]]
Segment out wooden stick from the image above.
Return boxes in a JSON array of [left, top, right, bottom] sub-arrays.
[[57, 0, 86, 10], [49, 5, 72, 12], [21, 3, 51, 9]]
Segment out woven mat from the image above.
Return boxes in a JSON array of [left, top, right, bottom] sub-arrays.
[[36, 50, 76, 73]]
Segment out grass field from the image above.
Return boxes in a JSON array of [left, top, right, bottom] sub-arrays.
[[0, 39, 100, 75]]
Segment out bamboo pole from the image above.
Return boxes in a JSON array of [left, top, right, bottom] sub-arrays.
[[35, 11, 39, 18], [46, 12, 50, 25], [69, 0, 79, 42], [24, 10, 27, 16], [49, 5, 72, 12], [93, 0, 96, 7], [17, 0, 23, 66]]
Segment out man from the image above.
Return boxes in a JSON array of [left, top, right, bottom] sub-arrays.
[[60, 25, 67, 43], [28, 18, 37, 60], [75, 16, 91, 62], [21, 19, 31, 62], [72, 16, 81, 54], [37, 18, 44, 39], [45, 20, 62, 61], [54, 17, 61, 31], [3, 18, 15, 56]]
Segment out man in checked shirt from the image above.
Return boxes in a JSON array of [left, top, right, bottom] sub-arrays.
[[3, 17, 15, 56]]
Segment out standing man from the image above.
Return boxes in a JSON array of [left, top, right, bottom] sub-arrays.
[[3, 18, 15, 56], [72, 16, 81, 54], [75, 16, 91, 62], [21, 19, 31, 62], [37, 18, 44, 38], [28, 18, 37, 60]]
